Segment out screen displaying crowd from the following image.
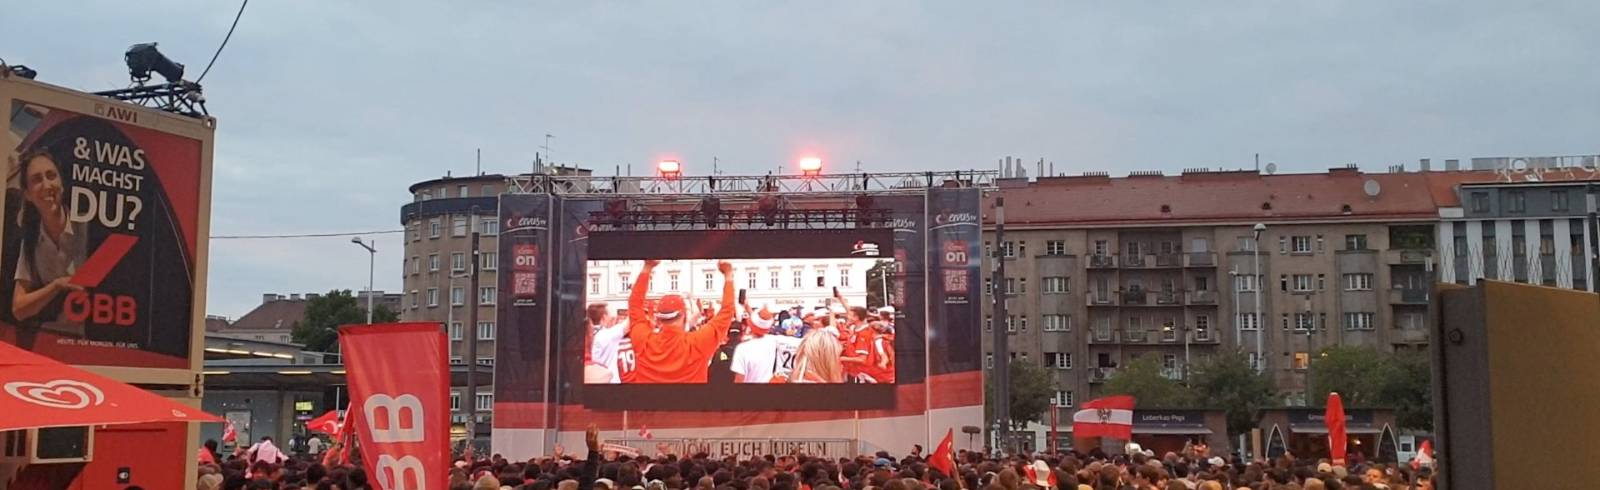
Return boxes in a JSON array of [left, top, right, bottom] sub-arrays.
[[582, 258, 896, 385]]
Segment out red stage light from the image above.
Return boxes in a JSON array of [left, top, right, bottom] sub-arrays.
[[657, 160, 682, 177], [799, 157, 823, 176]]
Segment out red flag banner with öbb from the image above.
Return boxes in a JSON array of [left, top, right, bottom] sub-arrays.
[[340, 323, 449, 490]]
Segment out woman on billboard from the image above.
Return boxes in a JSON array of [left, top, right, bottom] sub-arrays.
[[10, 148, 86, 337]]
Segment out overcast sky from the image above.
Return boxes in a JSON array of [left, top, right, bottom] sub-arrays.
[[6, 1, 1598, 318]]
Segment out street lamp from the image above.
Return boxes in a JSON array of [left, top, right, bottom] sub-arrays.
[[350, 237, 377, 324], [1252, 223, 1266, 373], [1163, 321, 1191, 381]]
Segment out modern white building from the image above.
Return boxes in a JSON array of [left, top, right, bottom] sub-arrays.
[[583, 258, 885, 312]]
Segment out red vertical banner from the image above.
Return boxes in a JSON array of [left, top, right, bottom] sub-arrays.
[[1326, 392, 1348, 466], [340, 323, 449, 490]]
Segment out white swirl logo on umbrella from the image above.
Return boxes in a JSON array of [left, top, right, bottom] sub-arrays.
[[4, 379, 106, 409]]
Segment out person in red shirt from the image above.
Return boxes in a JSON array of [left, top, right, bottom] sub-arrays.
[[838, 306, 875, 381], [627, 259, 736, 383], [862, 319, 895, 383]]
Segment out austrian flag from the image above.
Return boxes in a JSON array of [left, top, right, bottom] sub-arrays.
[[1072, 395, 1135, 440]]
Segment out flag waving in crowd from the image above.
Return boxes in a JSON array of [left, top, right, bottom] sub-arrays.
[[305, 410, 341, 435], [928, 428, 956, 479], [1072, 395, 1135, 440]]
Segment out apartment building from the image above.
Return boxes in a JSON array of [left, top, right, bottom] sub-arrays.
[[981, 167, 1443, 437]]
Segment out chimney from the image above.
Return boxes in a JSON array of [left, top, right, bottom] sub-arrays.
[[1445, 159, 1460, 171], [1420, 158, 1431, 172], [306, 293, 321, 299], [262, 293, 279, 304], [290, 293, 301, 300]]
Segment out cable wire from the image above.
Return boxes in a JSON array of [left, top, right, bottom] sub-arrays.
[[195, 0, 249, 83], [211, 229, 403, 240]]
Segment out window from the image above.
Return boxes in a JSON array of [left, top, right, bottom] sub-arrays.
[[1046, 240, 1066, 256], [1279, 236, 1287, 253], [704, 272, 715, 290], [1094, 318, 1112, 341], [410, 256, 420, 275], [481, 219, 499, 235], [1553, 190, 1570, 212], [1239, 312, 1259, 331], [1042, 277, 1070, 294], [1043, 314, 1070, 331], [792, 269, 803, 288], [1508, 191, 1526, 213], [407, 223, 419, 241], [451, 392, 462, 411], [747, 271, 757, 289], [428, 254, 440, 272], [1344, 273, 1373, 291], [1317, 274, 1326, 290], [1293, 352, 1310, 370], [427, 288, 439, 307], [985, 353, 994, 369], [1293, 274, 1313, 291], [429, 218, 442, 238], [476, 393, 493, 411], [984, 315, 992, 331], [1053, 390, 1074, 408], [985, 278, 993, 295], [1235, 274, 1259, 292], [769, 270, 780, 289], [419, 190, 431, 201], [815, 268, 827, 288], [839, 269, 851, 287], [1093, 240, 1109, 256], [1281, 274, 1289, 292], [1540, 236, 1555, 256], [1000, 241, 1017, 258], [450, 287, 465, 306], [1316, 235, 1325, 252], [1294, 313, 1314, 331], [452, 216, 468, 236], [409, 290, 419, 308], [1236, 236, 1257, 252], [1020, 317, 1028, 331], [1194, 276, 1209, 291], [1125, 241, 1141, 256], [1291, 236, 1312, 253], [1345, 234, 1368, 250], [481, 252, 497, 270], [477, 322, 495, 340], [1005, 316, 1016, 333], [481, 184, 493, 196], [477, 357, 494, 366], [1161, 321, 1178, 341], [1513, 236, 1526, 256], [1343, 312, 1376, 331], [451, 253, 466, 272], [479, 287, 497, 305], [458, 184, 469, 197], [449, 322, 463, 340], [665, 273, 679, 291], [1047, 352, 1072, 369], [1195, 315, 1211, 340], [1397, 311, 1426, 330], [1247, 352, 1262, 370], [1471, 192, 1490, 213], [1162, 354, 1179, 378], [590, 275, 601, 295]]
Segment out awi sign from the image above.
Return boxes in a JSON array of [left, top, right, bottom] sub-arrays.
[[340, 323, 449, 490]]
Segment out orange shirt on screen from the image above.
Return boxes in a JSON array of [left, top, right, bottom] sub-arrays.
[[626, 267, 735, 383]]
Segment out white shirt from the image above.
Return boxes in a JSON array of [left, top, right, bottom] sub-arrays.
[[306, 437, 323, 455], [590, 323, 628, 383], [730, 335, 801, 383], [249, 440, 286, 464]]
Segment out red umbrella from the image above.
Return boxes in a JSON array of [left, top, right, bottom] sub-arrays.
[[1326, 392, 1348, 466], [0, 341, 221, 431]]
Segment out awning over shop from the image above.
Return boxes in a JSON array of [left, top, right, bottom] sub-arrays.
[[0, 342, 221, 431], [1133, 427, 1214, 435], [1289, 424, 1383, 434]]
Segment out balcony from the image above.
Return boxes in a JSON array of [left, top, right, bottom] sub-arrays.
[[1121, 254, 1147, 268], [1384, 249, 1434, 266], [1185, 252, 1217, 268], [1155, 291, 1182, 306], [1390, 288, 1429, 305], [1187, 290, 1218, 305], [1088, 255, 1117, 269], [1087, 292, 1117, 307], [1123, 330, 1150, 343], [1160, 368, 1183, 381], [1192, 330, 1220, 344], [1121, 290, 1149, 305], [1395, 329, 1429, 343], [1089, 367, 1116, 383], [1154, 254, 1184, 268], [1089, 330, 1117, 344]]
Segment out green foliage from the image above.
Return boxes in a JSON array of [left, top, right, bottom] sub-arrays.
[[1188, 350, 1277, 437], [1103, 356, 1192, 408], [291, 290, 400, 352], [984, 360, 1058, 429], [1309, 346, 1434, 431]]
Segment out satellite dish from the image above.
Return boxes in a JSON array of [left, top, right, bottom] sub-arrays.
[[1364, 179, 1382, 198], [1265, 162, 1278, 175]]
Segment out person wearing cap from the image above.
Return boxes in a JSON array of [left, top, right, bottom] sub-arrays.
[[626, 260, 737, 383], [837, 305, 877, 382], [730, 302, 802, 383]]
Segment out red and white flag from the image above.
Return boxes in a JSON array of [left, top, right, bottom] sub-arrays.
[[1072, 395, 1135, 440], [639, 425, 653, 440], [306, 410, 342, 435], [341, 323, 450, 490]]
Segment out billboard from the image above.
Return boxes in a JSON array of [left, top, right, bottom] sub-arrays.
[[2, 95, 203, 369]]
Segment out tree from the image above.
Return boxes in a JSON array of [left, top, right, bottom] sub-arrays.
[[291, 289, 400, 351], [863, 260, 896, 309], [1188, 350, 1277, 437], [1103, 356, 1193, 408], [1309, 346, 1390, 406], [1376, 352, 1433, 431], [984, 360, 1057, 429]]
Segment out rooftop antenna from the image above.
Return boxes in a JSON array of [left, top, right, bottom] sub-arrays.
[[541, 134, 554, 166], [856, 160, 863, 172], [1255, 153, 1260, 172], [714, 157, 720, 175], [476, 148, 481, 176]]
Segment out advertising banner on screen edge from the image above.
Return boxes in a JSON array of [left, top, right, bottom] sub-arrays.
[[495, 194, 553, 411], [1, 100, 201, 369]]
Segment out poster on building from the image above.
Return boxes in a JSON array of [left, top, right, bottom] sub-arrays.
[[1, 100, 201, 369]]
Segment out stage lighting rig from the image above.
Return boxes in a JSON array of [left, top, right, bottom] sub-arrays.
[[93, 43, 209, 118], [701, 197, 723, 228], [125, 43, 185, 83]]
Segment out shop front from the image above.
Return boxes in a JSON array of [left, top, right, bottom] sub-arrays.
[[1259, 408, 1398, 463], [1129, 410, 1230, 457]]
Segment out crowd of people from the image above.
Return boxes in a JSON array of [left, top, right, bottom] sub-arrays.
[[584, 260, 895, 385], [196, 426, 1435, 490]]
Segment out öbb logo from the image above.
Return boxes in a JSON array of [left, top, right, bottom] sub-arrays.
[[63, 290, 136, 326], [365, 393, 428, 489]]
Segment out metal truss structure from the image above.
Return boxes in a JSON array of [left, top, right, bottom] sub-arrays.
[[93, 81, 209, 119], [506, 170, 997, 198]]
